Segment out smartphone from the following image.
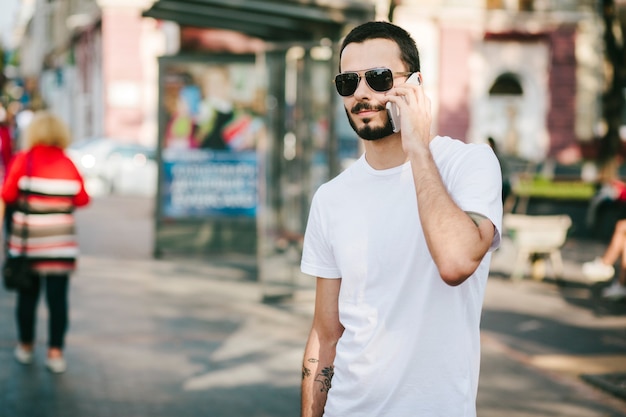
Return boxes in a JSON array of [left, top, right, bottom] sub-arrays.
[[386, 72, 421, 133]]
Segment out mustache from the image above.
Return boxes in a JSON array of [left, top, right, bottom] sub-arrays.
[[351, 103, 386, 114]]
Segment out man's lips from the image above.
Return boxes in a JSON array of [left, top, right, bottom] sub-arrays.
[[352, 104, 385, 118], [357, 109, 379, 118]]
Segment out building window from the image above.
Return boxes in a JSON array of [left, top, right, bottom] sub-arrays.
[[489, 72, 523, 95], [487, 0, 534, 10], [487, 0, 503, 9], [519, 0, 533, 11]]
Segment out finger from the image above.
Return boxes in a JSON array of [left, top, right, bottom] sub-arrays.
[[387, 89, 413, 105]]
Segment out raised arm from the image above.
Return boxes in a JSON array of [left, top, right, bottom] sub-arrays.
[[410, 150, 496, 286], [301, 277, 344, 417], [387, 77, 497, 286]]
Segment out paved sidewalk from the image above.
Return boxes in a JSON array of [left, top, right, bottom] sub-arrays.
[[0, 196, 625, 417], [0, 255, 309, 417], [1, 247, 626, 417], [479, 236, 626, 415]]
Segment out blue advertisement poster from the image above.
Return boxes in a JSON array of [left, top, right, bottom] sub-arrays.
[[158, 59, 266, 220], [161, 149, 258, 218]]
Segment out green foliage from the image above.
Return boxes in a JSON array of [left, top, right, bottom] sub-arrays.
[[513, 177, 595, 200]]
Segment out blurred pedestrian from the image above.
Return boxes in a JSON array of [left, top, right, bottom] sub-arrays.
[[583, 219, 626, 299], [584, 178, 626, 230], [14, 104, 34, 151], [0, 103, 14, 181], [487, 136, 512, 205], [300, 21, 502, 417], [1, 111, 90, 373]]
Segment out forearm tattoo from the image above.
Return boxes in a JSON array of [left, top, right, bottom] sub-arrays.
[[466, 211, 488, 227], [315, 365, 334, 392], [302, 358, 317, 380], [302, 358, 334, 392]]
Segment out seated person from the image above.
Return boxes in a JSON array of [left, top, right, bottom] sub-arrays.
[[583, 218, 626, 299]]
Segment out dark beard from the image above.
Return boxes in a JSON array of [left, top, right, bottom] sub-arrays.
[[345, 106, 395, 141]]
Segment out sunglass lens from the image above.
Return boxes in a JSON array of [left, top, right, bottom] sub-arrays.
[[335, 73, 359, 96], [365, 69, 393, 92]]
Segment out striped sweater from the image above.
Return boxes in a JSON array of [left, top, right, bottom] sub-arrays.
[[2, 145, 90, 273]]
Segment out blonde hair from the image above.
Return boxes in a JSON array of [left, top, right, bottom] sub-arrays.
[[24, 111, 71, 149]]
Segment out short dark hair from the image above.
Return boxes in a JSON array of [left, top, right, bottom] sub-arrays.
[[339, 21, 420, 73]]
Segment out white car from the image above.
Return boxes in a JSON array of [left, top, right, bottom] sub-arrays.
[[67, 138, 157, 197]]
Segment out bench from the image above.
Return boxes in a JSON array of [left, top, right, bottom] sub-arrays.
[[503, 213, 572, 280]]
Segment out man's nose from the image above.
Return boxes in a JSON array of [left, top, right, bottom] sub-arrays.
[[353, 76, 371, 99]]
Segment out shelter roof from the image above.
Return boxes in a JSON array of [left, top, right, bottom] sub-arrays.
[[143, 0, 375, 42]]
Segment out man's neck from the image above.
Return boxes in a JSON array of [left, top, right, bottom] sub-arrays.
[[362, 136, 407, 170]]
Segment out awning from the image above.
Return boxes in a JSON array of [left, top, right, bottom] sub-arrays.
[[142, 0, 375, 42]]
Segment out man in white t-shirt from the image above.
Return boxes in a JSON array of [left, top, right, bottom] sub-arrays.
[[300, 21, 503, 417]]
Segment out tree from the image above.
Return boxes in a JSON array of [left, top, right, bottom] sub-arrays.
[[598, 0, 626, 170]]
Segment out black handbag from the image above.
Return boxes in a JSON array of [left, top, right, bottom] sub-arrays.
[[3, 256, 34, 291], [3, 152, 35, 291]]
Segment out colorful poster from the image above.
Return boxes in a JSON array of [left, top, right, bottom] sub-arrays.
[[158, 59, 265, 219]]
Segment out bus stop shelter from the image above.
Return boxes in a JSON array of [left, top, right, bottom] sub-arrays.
[[143, 0, 375, 297]]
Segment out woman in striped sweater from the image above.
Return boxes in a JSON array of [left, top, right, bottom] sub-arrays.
[[2, 110, 90, 373]]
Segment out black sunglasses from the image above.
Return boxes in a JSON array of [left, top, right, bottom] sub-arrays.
[[334, 68, 413, 97]]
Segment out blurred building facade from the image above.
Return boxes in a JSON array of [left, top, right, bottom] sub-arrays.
[[15, 0, 165, 145], [394, 0, 604, 163], [4, 0, 624, 269], [9, 0, 620, 161]]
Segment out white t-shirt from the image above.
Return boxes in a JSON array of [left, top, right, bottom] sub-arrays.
[[301, 136, 503, 417]]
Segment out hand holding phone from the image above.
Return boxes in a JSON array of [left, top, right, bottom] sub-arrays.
[[386, 73, 421, 133]]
